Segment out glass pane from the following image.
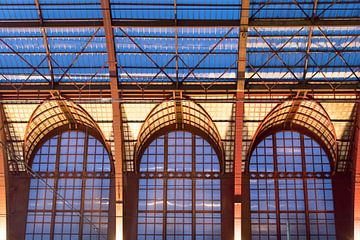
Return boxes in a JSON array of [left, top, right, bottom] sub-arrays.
[[137, 131, 221, 239], [249, 131, 336, 239], [26, 130, 111, 239]]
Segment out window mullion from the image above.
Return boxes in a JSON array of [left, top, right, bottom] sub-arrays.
[[78, 132, 88, 239], [137, 131, 221, 239], [272, 133, 281, 239], [163, 133, 168, 239], [50, 133, 61, 240], [191, 133, 196, 240], [301, 133, 311, 239], [26, 131, 111, 239]]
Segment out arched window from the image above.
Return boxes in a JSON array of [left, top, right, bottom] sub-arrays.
[[248, 131, 336, 239], [137, 130, 221, 239], [25, 130, 112, 239]]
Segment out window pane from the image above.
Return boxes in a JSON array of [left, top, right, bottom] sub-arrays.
[[249, 131, 336, 239], [137, 131, 221, 239], [26, 131, 111, 239]]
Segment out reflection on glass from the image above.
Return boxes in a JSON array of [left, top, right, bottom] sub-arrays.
[[138, 131, 221, 239], [249, 131, 336, 239], [25, 131, 111, 239]]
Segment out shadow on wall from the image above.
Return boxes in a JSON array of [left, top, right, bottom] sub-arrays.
[[340, 103, 358, 172], [120, 104, 136, 172]]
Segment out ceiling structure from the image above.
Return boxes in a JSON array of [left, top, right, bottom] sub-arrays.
[[0, 0, 359, 173], [23, 98, 108, 164], [0, 0, 358, 97], [134, 99, 224, 167], [249, 98, 338, 168]]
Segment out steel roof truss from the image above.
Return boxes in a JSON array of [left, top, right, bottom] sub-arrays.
[[248, 27, 304, 80], [181, 27, 235, 82], [119, 27, 175, 83], [307, 34, 359, 82], [254, 28, 302, 81], [318, 27, 359, 81], [57, 27, 101, 83]]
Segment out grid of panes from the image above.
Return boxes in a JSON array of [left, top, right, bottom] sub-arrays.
[[249, 131, 336, 239], [138, 131, 221, 240], [26, 131, 111, 240], [24, 100, 100, 164]]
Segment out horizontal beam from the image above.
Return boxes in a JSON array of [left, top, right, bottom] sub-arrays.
[[0, 18, 359, 28], [1, 82, 359, 91], [0, 82, 359, 100], [0, 83, 236, 92]]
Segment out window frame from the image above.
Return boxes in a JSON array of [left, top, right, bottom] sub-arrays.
[[244, 128, 337, 239], [124, 126, 234, 240], [24, 126, 116, 240]]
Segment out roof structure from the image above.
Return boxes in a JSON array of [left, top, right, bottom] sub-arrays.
[[0, 0, 359, 174], [0, 0, 358, 96], [249, 98, 338, 168], [23, 97, 107, 163], [134, 99, 224, 163]]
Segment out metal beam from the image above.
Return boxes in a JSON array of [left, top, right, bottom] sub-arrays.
[[248, 27, 305, 81], [246, 82, 360, 91], [306, 34, 359, 82], [235, 0, 249, 239], [41, 29, 54, 87], [0, 104, 8, 239], [100, 1, 124, 239], [318, 27, 360, 81], [174, 0, 179, 87], [57, 28, 101, 83], [303, 0, 318, 81], [256, 28, 303, 81], [0, 18, 359, 28], [182, 28, 234, 82], [119, 28, 175, 83], [34, 0, 55, 88], [0, 82, 360, 100], [0, 39, 49, 83], [353, 96, 360, 239], [0, 87, 359, 102]]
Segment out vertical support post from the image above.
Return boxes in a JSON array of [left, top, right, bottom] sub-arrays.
[[235, 0, 249, 239], [101, 1, 124, 239], [3, 103, 30, 240], [174, 0, 180, 88], [353, 100, 360, 239], [234, 89, 244, 240], [35, 0, 55, 88], [302, 0, 318, 82], [0, 105, 8, 239], [333, 171, 352, 239]]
